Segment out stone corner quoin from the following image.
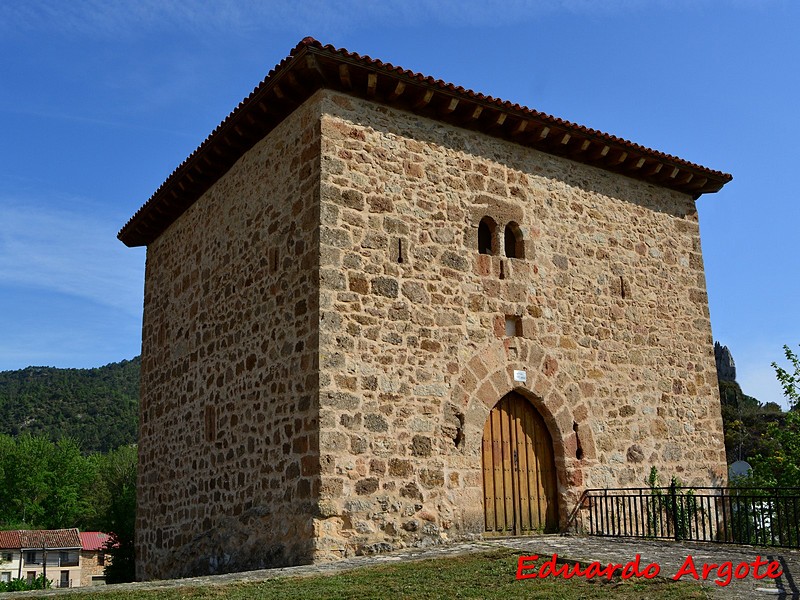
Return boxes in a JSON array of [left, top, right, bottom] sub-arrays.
[[128, 53, 729, 581]]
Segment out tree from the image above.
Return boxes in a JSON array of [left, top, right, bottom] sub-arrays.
[[773, 344, 800, 408], [746, 345, 800, 488], [42, 437, 97, 529], [94, 445, 137, 583], [5, 434, 52, 526]]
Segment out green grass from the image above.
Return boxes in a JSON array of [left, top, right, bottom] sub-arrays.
[[59, 549, 711, 599]]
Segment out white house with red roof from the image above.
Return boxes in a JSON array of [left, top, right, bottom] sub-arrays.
[[0, 529, 81, 588], [0, 529, 111, 588]]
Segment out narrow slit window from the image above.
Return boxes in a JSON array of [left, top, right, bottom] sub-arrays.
[[573, 421, 584, 460], [204, 405, 217, 442], [390, 237, 408, 264], [478, 216, 496, 255], [269, 248, 279, 273]]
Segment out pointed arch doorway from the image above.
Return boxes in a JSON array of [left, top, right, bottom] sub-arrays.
[[481, 392, 558, 535]]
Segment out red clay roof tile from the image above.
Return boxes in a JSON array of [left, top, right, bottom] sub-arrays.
[[0, 530, 21, 550], [79, 532, 110, 552], [18, 529, 81, 550]]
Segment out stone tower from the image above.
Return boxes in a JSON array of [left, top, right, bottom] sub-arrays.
[[119, 38, 732, 580]]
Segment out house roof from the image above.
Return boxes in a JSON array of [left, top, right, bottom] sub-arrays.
[[118, 37, 733, 248], [0, 529, 81, 550], [79, 532, 110, 552], [0, 530, 21, 550]]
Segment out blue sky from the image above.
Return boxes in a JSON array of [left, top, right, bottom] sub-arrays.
[[0, 1, 797, 408]]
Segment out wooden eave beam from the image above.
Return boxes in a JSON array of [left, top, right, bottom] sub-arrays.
[[607, 150, 628, 167], [588, 144, 611, 161], [440, 97, 459, 115], [387, 80, 406, 101], [231, 124, 260, 145], [533, 128, 571, 153], [685, 176, 709, 191], [413, 89, 434, 109], [366, 73, 378, 97], [567, 138, 593, 159], [338, 64, 352, 89], [283, 71, 307, 97], [537, 126, 551, 142], [643, 162, 663, 177], [511, 119, 528, 137], [305, 54, 330, 85], [626, 157, 646, 173], [454, 104, 484, 126], [256, 99, 283, 117], [219, 134, 246, 153]]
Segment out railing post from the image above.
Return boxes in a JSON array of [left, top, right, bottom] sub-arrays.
[[774, 487, 781, 546], [670, 481, 679, 541]]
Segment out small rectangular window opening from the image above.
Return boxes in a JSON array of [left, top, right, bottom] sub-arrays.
[[505, 316, 522, 337]]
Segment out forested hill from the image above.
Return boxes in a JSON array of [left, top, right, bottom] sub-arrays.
[[0, 357, 140, 453]]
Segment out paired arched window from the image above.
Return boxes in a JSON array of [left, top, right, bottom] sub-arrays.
[[478, 217, 496, 255], [504, 222, 525, 259], [478, 216, 524, 259]]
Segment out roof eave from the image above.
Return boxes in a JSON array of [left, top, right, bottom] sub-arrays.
[[118, 38, 732, 247]]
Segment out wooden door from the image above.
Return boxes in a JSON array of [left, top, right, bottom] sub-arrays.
[[481, 392, 558, 535]]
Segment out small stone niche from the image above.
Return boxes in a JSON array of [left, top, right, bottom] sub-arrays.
[[505, 315, 522, 337]]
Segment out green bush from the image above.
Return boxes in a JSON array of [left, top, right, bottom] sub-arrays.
[[0, 574, 52, 592]]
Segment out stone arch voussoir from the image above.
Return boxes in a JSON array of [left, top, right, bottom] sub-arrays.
[[455, 338, 597, 530]]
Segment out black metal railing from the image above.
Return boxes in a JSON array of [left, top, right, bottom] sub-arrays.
[[580, 485, 800, 549]]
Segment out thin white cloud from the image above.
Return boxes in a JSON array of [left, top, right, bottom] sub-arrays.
[[0, 199, 145, 318], [0, 0, 783, 37], [0, 106, 197, 138]]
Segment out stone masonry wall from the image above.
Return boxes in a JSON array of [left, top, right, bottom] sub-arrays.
[[80, 551, 105, 587], [136, 94, 322, 580], [314, 90, 727, 558]]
